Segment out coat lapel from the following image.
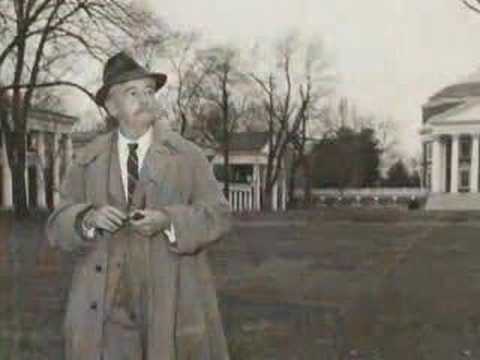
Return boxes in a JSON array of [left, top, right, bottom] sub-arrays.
[[135, 122, 183, 208], [135, 142, 176, 208], [88, 121, 182, 210]]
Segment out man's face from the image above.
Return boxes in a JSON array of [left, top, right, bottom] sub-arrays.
[[106, 77, 157, 137]]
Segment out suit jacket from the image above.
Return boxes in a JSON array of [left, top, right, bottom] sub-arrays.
[[46, 120, 232, 360]]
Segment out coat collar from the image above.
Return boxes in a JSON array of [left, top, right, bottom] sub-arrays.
[[76, 119, 185, 210], [76, 120, 180, 166]]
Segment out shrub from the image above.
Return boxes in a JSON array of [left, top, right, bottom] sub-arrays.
[[407, 198, 421, 210]]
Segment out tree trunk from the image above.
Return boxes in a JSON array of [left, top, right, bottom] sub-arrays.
[[222, 141, 230, 201], [180, 110, 188, 136], [288, 156, 300, 209], [263, 116, 275, 212], [223, 152, 230, 199], [12, 161, 28, 217], [303, 157, 312, 208], [221, 77, 231, 201], [262, 185, 273, 212], [11, 131, 29, 218], [5, 132, 28, 360]]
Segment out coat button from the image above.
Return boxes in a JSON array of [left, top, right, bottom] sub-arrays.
[[95, 265, 102, 273], [90, 302, 98, 310]]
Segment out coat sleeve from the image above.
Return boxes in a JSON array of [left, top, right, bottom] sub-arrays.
[[45, 160, 94, 252], [162, 146, 232, 255]]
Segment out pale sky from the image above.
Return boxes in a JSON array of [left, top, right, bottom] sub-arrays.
[[137, 0, 480, 157]]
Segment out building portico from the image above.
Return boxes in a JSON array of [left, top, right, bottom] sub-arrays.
[[421, 79, 480, 210], [0, 106, 76, 209], [422, 130, 480, 194]]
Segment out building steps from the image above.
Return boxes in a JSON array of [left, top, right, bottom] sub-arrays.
[[425, 193, 480, 211]]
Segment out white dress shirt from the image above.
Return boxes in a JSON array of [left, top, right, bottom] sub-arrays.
[[117, 127, 176, 244], [82, 127, 176, 244], [118, 127, 153, 200]]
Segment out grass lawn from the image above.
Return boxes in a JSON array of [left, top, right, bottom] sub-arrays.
[[213, 208, 480, 360], [2, 207, 480, 359]]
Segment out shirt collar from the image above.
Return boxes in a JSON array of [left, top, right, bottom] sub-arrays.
[[118, 127, 153, 150]]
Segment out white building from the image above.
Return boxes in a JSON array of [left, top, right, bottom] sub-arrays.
[[210, 131, 288, 212], [0, 101, 76, 209], [421, 79, 480, 210]]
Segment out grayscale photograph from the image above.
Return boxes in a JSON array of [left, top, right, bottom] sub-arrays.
[[1, 1, 480, 359]]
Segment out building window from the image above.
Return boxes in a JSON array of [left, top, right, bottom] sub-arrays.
[[460, 169, 470, 192], [460, 137, 471, 161], [425, 142, 432, 162], [426, 166, 432, 190]]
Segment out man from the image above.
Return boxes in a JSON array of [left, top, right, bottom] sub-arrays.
[[46, 51, 232, 360]]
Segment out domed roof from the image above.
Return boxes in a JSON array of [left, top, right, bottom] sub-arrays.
[[431, 81, 480, 100], [430, 68, 480, 100]]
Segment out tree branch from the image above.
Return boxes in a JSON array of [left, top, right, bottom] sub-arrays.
[[0, 80, 98, 107], [463, 0, 480, 13], [54, 27, 103, 61]]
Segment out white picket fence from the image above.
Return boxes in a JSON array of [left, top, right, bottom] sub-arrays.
[[228, 184, 256, 212]]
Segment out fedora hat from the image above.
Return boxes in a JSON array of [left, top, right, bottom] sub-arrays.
[[95, 51, 167, 106]]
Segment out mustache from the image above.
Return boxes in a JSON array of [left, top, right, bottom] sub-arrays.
[[135, 108, 154, 116]]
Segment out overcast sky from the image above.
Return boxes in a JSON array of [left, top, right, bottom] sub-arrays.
[[137, 0, 480, 157]]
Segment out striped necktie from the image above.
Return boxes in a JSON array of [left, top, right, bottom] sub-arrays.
[[127, 143, 139, 206]]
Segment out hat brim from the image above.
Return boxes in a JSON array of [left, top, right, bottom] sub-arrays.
[[95, 71, 167, 107]]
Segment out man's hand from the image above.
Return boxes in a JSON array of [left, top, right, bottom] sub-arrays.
[[83, 206, 127, 233], [129, 209, 171, 237]]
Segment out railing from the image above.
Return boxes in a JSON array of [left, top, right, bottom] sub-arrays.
[[294, 187, 429, 207], [227, 186, 428, 211], [228, 184, 256, 212], [294, 187, 428, 197]]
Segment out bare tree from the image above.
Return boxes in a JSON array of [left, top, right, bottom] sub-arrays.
[[0, 3, 163, 359], [373, 117, 398, 154], [288, 38, 333, 207], [323, 97, 374, 133], [462, 0, 480, 12], [249, 46, 294, 209], [250, 33, 333, 209], [164, 32, 208, 136], [194, 45, 248, 199], [0, 0, 155, 217]]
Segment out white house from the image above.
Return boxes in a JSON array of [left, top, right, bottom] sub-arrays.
[[210, 131, 288, 212], [421, 76, 480, 210]]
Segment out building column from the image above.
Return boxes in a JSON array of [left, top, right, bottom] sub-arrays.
[[253, 164, 261, 211], [431, 136, 442, 193], [36, 131, 47, 208], [53, 132, 61, 207], [65, 134, 73, 165], [421, 142, 426, 189], [440, 139, 447, 192], [271, 180, 278, 211], [471, 134, 480, 193], [451, 134, 460, 193], [1, 132, 12, 208], [238, 190, 243, 212]]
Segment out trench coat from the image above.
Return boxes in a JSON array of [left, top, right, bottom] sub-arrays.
[[46, 121, 232, 360]]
